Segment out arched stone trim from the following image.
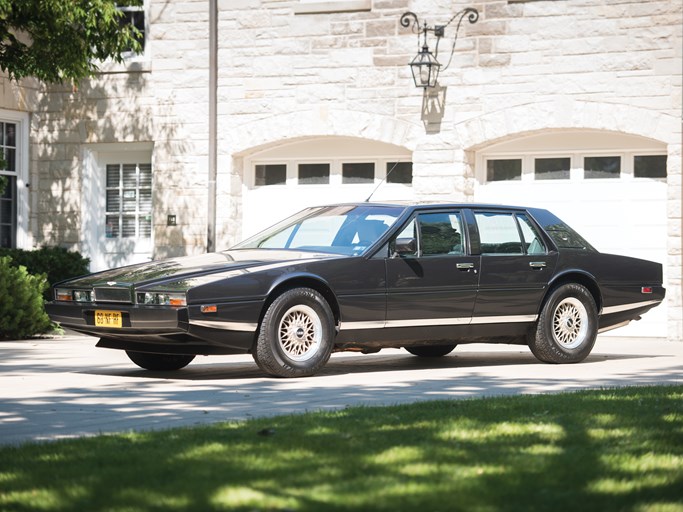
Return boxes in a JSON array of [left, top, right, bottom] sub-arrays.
[[230, 108, 422, 156], [455, 99, 680, 150]]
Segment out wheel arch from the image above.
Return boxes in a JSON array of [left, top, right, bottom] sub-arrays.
[[543, 270, 603, 313], [260, 274, 341, 332]]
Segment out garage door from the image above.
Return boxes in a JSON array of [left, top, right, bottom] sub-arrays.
[[474, 131, 668, 338]]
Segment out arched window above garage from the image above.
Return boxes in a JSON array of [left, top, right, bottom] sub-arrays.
[[476, 131, 667, 184]]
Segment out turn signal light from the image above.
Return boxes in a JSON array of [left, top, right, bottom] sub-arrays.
[[200, 305, 217, 314], [55, 289, 72, 301]]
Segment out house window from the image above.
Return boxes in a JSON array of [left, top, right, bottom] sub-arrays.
[[298, 163, 330, 185], [634, 155, 667, 179], [255, 164, 286, 186], [584, 156, 620, 179], [535, 157, 570, 180], [386, 162, 413, 184], [342, 163, 374, 184], [487, 159, 522, 182], [105, 163, 152, 239], [117, 2, 146, 54], [0, 121, 17, 248]]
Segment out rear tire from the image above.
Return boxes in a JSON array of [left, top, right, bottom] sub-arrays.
[[126, 351, 195, 371], [529, 283, 598, 364], [405, 344, 457, 358], [253, 287, 335, 377]]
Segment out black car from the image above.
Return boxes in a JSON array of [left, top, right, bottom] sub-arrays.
[[47, 203, 665, 377]]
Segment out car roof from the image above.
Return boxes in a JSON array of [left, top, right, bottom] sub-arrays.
[[312, 201, 542, 212]]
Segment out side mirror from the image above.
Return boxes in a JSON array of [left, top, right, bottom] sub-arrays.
[[394, 237, 417, 255]]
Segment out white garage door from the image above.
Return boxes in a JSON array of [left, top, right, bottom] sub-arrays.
[[475, 131, 668, 338], [242, 137, 415, 239]]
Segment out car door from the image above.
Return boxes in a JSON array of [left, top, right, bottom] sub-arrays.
[[470, 210, 558, 323], [385, 209, 479, 329]]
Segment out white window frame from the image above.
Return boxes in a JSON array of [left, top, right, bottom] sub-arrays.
[[82, 143, 154, 271], [0, 109, 29, 249]]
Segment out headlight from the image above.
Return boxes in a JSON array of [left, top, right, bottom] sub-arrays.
[[137, 292, 187, 306]]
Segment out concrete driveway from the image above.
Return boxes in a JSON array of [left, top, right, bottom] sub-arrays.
[[1, 332, 681, 445]]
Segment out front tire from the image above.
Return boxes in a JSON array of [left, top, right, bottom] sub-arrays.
[[126, 351, 195, 371], [529, 283, 598, 364], [405, 344, 457, 357], [253, 287, 335, 377]]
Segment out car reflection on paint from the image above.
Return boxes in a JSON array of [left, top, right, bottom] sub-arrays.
[[46, 203, 665, 377]]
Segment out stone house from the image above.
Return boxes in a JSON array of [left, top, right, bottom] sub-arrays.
[[0, 0, 680, 340]]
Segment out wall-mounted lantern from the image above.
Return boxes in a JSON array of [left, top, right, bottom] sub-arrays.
[[400, 8, 479, 88]]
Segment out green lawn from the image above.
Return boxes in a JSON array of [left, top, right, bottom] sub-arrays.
[[1, 386, 682, 512]]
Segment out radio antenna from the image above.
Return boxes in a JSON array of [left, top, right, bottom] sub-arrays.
[[365, 160, 403, 202]]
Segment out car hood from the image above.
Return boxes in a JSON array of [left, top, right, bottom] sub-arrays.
[[58, 249, 341, 289]]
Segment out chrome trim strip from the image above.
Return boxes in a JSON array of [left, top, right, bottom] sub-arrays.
[[341, 314, 537, 330], [601, 300, 660, 315], [189, 319, 257, 332], [470, 314, 538, 324], [386, 317, 471, 328]]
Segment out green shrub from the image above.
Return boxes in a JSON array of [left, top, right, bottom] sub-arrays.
[[0, 246, 90, 298], [0, 256, 53, 340]]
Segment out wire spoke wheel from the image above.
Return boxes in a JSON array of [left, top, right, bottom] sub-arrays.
[[277, 304, 323, 362], [551, 297, 589, 349], [528, 283, 597, 364]]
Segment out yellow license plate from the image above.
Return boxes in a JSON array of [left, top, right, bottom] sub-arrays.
[[95, 310, 122, 328]]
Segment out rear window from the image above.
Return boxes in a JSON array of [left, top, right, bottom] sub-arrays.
[[544, 225, 594, 250]]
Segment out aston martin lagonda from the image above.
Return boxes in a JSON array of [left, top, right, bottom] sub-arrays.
[[46, 203, 665, 377]]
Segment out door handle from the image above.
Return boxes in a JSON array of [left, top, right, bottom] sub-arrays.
[[457, 262, 475, 271], [529, 261, 547, 270]]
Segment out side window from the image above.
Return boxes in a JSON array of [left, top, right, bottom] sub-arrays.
[[420, 212, 464, 256], [390, 211, 464, 257], [516, 214, 546, 255], [475, 212, 524, 255]]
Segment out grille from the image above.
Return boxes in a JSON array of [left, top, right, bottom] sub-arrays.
[[93, 287, 133, 303]]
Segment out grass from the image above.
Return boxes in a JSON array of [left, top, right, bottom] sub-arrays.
[[1, 386, 682, 512]]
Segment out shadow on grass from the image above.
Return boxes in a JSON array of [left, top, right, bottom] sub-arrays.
[[1, 387, 681, 511]]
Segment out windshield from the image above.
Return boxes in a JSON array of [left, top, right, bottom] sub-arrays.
[[233, 205, 405, 256]]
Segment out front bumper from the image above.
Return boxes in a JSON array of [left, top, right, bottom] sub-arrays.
[[45, 302, 256, 354]]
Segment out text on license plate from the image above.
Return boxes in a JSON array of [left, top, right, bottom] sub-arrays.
[[95, 310, 122, 328]]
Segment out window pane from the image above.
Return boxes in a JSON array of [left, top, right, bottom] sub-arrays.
[[106, 165, 120, 187], [487, 159, 521, 182], [584, 156, 620, 179], [106, 190, 121, 212], [139, 216, 152, 238], [139, 189, 152, 211], [122, 216, 136, 237], [342, 162, 374, 184], [122, 190, 136, 212], [3, 148, 15, 173], [298, 163, 329, 185], [0, 175, 15, 248], [419, 212, 464, 256], [386, 162, 412, 184], [5, 123, 15, 147], [475, 212, 524, 255], [105, 215, 120, 238], [634, 155, 667, 178], [516, 214, 545, 255], [255, 164, 286, 186], [139, 164, 152, 187], [535, 157, 570, 180], [122, 164, 137, 187]]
